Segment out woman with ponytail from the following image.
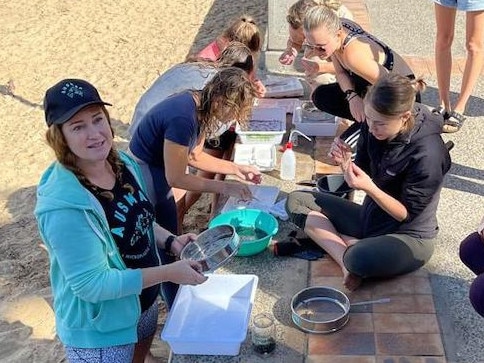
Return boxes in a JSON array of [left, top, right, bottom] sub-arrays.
[[286, 74, 451, 291], [197, 14, 262, 62], [302, 5, 419, 154], [35, 78, 207, 363]]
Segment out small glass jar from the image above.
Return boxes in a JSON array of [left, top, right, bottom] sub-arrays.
[[251, 313, 276, 357]]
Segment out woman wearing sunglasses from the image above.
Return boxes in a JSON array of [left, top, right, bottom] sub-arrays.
[[303, 5, 419, 153]]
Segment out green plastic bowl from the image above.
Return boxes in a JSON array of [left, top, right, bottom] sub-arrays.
[[209, 209, 279, 256]]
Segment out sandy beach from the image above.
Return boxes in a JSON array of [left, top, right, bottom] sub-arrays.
[[0, 0, 267, 361]]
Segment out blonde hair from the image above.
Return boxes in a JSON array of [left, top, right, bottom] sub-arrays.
[[303, 4, 341, 35], [45, 105, 132, 200], [287, 0, 342, 29], [222, 15, 261, 53], [365, 74, 427, 133], [197, 67, 257, 136]]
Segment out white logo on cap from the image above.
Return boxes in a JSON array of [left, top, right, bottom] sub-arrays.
[[61, 82, 84, 99]]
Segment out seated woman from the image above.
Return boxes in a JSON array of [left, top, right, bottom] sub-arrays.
[[459, 216, 484, 317], [279, 0, 353, 90], [35, 78, 207, 363], [286, 74, 451, 291], [129, 42, 264, 227], [129, 67, 261, 305], [303, 5, 418, 152]]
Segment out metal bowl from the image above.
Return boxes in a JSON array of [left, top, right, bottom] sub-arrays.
[[291, 286, 350, 334], [316, 175, 354, 200], [180, 225, 240, 273]]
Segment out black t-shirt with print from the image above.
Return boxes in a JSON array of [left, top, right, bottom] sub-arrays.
[[85, 164, 160, 312]]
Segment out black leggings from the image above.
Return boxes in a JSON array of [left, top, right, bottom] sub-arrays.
[[285, 190, 434, 278], [459, 232, 484, 317]]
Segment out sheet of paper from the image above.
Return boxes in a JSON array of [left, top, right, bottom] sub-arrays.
[[221, 185, 280, 214]]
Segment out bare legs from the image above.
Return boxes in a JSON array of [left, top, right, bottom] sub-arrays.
[[434, 4, 456, 113], [304, 211, 362, 290], [434, 4, 484, 115], [456, 10, 484, 112], [173, 145, 234, 232], [133, 334, 159, 363]]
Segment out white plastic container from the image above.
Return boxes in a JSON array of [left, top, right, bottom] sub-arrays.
[[233, 143, 277, 171], [280, 141, 296, 180], [161, 274, 258, 356], [292, 100, 339, 137], [236, 107, 286, 144]]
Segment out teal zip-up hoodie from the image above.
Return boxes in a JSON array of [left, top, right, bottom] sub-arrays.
[[34, 151, 156, 348]]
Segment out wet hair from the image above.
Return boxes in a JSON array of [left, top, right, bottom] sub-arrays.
[[365, 74, 427, 133], [196, 67, 257, 137], [222, 15, 261, 54], [217, 41, 255, 74], [287, 0, 342, 29], [303, 4, 341, 35], [45, 105, 132, 201]]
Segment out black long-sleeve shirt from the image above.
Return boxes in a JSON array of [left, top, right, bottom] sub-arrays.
[[355, 104, 451, 239]]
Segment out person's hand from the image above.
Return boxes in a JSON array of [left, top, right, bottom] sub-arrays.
[[252, 79, 266, 98], [279, 48, 297, 65], [222, 182, 254, 201], [171, 233, 197, 256], [301, 57, 321, 77], [328, 137, 352, 171], [348, 95, 366, 123], [235, 164, 262, 184], [478, 217, 484, 240], [165, 260, 208, 285], [344, 162, 374, 192]]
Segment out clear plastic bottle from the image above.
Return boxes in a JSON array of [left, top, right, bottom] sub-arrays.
[[280, 141, 296, 180]]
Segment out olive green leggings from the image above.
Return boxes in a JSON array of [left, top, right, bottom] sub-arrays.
[[285, 190, 434, 278]]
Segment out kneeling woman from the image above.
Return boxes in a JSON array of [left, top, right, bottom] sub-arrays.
[[286, 74, 451, 290]]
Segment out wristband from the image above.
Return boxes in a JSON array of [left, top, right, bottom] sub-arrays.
[[165, 235, 176, 255], [344, 89, 357, 101], [347, 93, 358, 102]]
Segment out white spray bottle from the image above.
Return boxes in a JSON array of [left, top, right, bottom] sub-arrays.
[[280, 129, 311, 181]]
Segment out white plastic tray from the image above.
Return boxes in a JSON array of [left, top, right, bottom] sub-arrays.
[[161, 274, 258, 356], [236, 107, 286, 144], [233, 143, 277, 171], [292, 100, 339, 137], [261, 75, 304, 98]]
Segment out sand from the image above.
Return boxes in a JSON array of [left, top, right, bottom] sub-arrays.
[[0, 0, 267, 361]]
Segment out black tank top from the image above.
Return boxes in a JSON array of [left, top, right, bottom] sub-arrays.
[[340, 20, 395, 95], [84, 164, 160, 312]]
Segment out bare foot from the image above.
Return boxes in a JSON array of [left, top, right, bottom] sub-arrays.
[[343, 270, 362, 291]]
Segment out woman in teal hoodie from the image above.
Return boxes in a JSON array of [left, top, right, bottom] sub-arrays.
[[34, 78, 207, 363]]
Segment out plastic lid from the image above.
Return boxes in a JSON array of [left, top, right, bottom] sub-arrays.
[[285, 141, 293, 149]]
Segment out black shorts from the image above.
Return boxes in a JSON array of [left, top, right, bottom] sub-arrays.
[[204, 130, 237, 151]]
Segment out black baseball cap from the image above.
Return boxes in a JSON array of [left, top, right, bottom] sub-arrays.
[[43, 78, 112, 126]]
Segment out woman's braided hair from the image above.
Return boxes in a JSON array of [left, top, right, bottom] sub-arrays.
[[45, 105, 134, 201]]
